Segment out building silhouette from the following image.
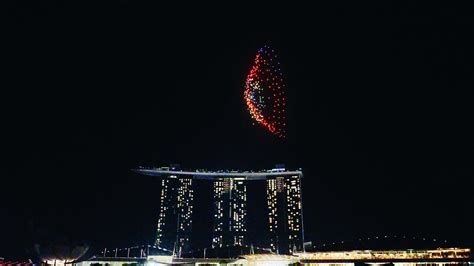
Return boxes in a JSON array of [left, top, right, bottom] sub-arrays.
[[134, 166, 304, 255]]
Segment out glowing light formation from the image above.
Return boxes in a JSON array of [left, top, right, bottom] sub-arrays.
[[244, 46, 286, 138]]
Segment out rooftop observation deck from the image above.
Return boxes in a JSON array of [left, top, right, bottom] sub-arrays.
[[133, 167, 303, 180]]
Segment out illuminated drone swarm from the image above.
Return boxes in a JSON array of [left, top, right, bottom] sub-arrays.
[[244, 46, 286, 138]]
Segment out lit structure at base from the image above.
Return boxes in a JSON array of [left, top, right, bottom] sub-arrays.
[[74, 248, 471, 266], [212, 178, 247, 248], [134, 166, 304, 255], [295, 248, 472, 262]]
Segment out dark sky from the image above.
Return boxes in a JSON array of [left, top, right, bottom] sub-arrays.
[[2, 1, 473, 259]]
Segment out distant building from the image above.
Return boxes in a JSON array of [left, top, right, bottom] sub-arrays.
[[73, 248, 472, 266], [134, 166, 304, 255]]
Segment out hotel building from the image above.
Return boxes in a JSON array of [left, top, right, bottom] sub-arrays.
[[134, 166, 304, 255]]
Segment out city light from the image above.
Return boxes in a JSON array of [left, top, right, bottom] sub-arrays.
[[296, 248, 471, 261]]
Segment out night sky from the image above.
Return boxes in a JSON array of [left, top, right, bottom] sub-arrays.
[[2, 1, 473, 259]]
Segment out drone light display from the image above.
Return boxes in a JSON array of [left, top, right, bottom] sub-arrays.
[[244, 46, 286, 138]]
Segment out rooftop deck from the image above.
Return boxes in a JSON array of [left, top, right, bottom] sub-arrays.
[[133, 167, 303, 180]]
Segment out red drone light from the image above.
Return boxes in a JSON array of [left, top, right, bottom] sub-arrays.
[[244, 46, 286, 138]]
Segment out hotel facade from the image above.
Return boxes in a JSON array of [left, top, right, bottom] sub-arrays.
[[134, 166, 304, 255]]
